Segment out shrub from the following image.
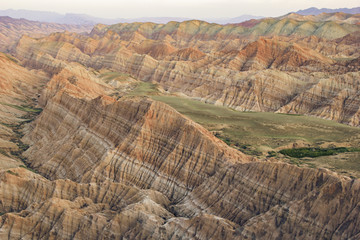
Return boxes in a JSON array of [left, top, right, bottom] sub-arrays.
[[279, 147, 359, 158]]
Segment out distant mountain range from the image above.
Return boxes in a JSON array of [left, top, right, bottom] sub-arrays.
[[295, 7, 360, 15], [0, 9, 123, 25], [0, 9, 262, 25], [0, 7, 359, 26], [205, 15, 263, 24]]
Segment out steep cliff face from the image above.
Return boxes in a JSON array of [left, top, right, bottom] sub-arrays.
[[167, 162, 360, 239], [2, 159, 359, 239], [0, 168, 175, 239], [4, 79, 360, 240], [0, 56, 252, 239], [240, 176, 360, 239], [0, 53, 47, 100], [231, 38, 334, 71], [38, 63, 111, 106], [277, 72, 360, 126], [12, 18, 360, 126], [23, 91, 250, 201], [0, 52, 48, 168]]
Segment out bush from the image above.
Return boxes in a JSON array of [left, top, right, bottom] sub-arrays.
[[267, 151, 276, 157], [6, 170, 19, 176], [0, 149, 9, 157], [279, 147, 359, 158], [19, 165, 38, 174]]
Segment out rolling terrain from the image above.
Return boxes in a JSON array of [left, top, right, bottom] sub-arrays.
[[295, 7, 360, 15], [11, 15, 360, 126], [0, 12, 359, 239], [0, 50, 359, 239], [0, 16, 91, 52], [281, 12, 360, 24]]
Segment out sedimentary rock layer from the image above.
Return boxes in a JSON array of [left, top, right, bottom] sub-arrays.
[[23, 91, 250, 201], [0, 15, 359, 239], [0, 52, 48, 168], [0, 54, 359, 239], [13, 28, 360, 126]]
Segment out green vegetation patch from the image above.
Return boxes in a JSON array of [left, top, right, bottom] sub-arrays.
[[4, 53, 19, 64], [19, 165, 38, 174], [99, 72, 133, 83], [0, 102, 42, 113], [112, 84, 360, 177], [0, 149, 10, 157], [0, 104, 42, 174], [127, 82, 159, 96], [6, 170, 19, 176], [280, 147, 360, 158], [151, 95, 360, 151]]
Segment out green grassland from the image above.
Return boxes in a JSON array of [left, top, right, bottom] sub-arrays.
[[152, 95, 359, 147], [99, 72, 133, 83], [119, 80, 360, 178], [0, 102, 42, 171], [127, 82, 160, 97], [0, 102, 42, 113]]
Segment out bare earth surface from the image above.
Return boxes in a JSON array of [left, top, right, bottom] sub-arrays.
[[0, 14, 359, 239]]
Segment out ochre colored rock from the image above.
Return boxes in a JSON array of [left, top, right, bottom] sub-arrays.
[[0, 16, 359, 239], [12, 21, 360, 126], [23, 91, 250, 200]]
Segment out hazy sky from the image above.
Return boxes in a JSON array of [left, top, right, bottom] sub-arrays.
[[1, 0, 359, 18]]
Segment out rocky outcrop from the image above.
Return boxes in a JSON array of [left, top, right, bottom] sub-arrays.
[[1, 159, 359, 239], [38, 63, 111, 106], [0, 168, 175, 239], [0, 52, 47, 99], [0, 52, 48, 168], [230, 38, 333, 71], [23, 91, 250, 201], [277, 72, 360, 126], [1, 48, 360, 239], [173, 162, 360, 239], [0, 68, 358, 239], [0, 57, 253, 238]]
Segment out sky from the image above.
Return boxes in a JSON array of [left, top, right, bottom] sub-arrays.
[[1, 0, 359, 19]]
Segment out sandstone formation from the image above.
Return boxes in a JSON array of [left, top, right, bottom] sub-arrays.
[[12, 16, 360, 126], [0, 13, 359, 240], [0, 52, 48, 168], [0, 61, 359, 238], [23, 86, 250, 200]]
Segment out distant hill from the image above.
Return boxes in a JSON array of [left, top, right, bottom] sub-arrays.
[[0, 9, 124, 25], [280, 12, 360, 24], [0, 16, 92, 51], [205, 15, 263, 24], [295, 7, 360, 15], [0, 9, 261, 25]]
